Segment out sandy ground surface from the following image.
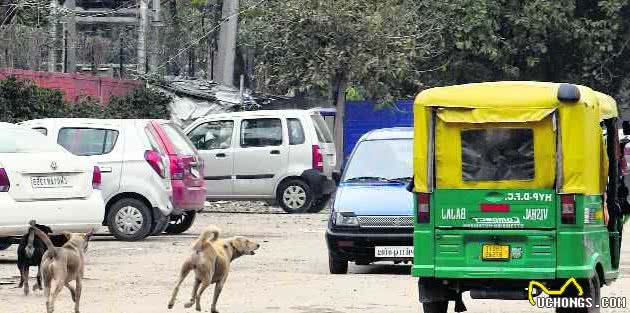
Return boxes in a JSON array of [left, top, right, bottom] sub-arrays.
[[1, 203, 629, 313]]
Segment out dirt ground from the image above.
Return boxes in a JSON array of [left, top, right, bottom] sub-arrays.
[[1, 203, 629, 313]]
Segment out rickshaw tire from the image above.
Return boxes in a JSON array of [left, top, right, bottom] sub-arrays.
[[554, 275, 600, 313], [422, 301, 448, 313]]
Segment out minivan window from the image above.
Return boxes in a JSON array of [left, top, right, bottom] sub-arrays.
[[343, 139, 412, 182], [241, 118, 283, 147], [188, 120, 234, 150], [288, 118, 305, 145], [461, 128, 534, 181], [0, 128, 64, 153], [161, 123, 197, 155], [311, 114, 333, 143], [57, 128, 119, 156]]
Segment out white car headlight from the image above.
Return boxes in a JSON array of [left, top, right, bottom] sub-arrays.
[[334, 212, 359, 227]]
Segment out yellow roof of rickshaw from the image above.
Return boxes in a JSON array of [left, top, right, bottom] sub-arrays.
[[595, 91, 618, 120], [415, 81, 617, 120], [411, 81, 615, 194]]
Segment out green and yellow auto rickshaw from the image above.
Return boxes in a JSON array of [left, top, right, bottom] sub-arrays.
[[410, 82, 628, 313]]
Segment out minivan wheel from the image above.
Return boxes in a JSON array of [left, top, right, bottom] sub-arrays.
[[422, 302, 448, 313], [278, 179, 314, 214], [165, 211, 197, 234], [329, 254, 348, 274], [107, 198, 152, 241], [308, 195, 331, 213]]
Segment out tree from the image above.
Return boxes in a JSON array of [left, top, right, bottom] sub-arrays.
[[418, 0, 630, 98], [240, 0, 441, 160]]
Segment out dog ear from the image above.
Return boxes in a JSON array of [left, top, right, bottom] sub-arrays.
[[61, 231, 73, 240]]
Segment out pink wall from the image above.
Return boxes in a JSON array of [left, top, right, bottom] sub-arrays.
[[0, 68, 141, 104]]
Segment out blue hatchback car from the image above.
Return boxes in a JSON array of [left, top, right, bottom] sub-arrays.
[[326, 127, 414, 274]]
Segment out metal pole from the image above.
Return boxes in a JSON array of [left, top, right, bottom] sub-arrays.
[[239, 74, 244, 106]]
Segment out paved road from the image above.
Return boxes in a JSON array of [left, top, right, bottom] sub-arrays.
[[1, 207, 629, 313]]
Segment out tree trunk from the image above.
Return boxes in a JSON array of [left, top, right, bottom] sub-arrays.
[[332, 74, 347, 169]]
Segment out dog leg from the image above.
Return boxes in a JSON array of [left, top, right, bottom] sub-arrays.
[[210, 280, 226, 313], [47, 280, 63, 313], [168, 260, 193, 309], [194, 279, 210, 312], [73, 279, 82, 313], [184, 278, 201, 309], [65, 283, 76, 302], [17, 265, 25, 288], [35, 267, 42, 291], [22, 266, 30, 296]]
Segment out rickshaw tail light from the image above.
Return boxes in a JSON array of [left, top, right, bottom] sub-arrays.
[[481, 203, 510, 212], [561, 194, 576, 224], [417, 193, 430, 223]]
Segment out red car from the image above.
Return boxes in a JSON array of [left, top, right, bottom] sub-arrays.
[[149, 120, 206, 234]]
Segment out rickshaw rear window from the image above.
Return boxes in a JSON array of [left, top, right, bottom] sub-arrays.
[[461, 128, 534, 181]]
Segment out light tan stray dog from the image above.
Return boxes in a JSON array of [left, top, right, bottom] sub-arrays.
[[168, 226, 260, 312], [31, 226, 94, 313]]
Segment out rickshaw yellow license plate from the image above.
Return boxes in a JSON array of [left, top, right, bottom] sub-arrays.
[[482, 244, 510, 260]]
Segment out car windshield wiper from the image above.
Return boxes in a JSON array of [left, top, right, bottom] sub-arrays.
[[344, 176, 390, 182]]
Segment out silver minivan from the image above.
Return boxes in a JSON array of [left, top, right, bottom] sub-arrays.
[[185, 110, 336, 213]]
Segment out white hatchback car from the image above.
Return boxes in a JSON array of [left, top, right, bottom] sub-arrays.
[[184, 110, 337, 213], [0, 123, 104, 250], [20, 119, 174, 241]]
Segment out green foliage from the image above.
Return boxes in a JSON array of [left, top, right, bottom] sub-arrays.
[[0, 76, 172, 122], [105, 87, 172, 119], [239, 0, 441, 103], [0, 76, 66, 123], [420, 0, 630, 95]]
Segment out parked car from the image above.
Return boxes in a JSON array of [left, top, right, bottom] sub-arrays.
[[148, 120, 206, 234], [0, 123, 104, 250], [325, 127, 413, 274], [184, 110, 336, 213], [20, 119, 181, 241]]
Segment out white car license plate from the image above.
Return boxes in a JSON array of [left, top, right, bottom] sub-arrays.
[[31, 175, 70, 188], [375, 246, 414, 258]]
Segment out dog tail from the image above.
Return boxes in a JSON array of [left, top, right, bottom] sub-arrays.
[[191, 225, 220, 250], [29, 224, 55, 258], [25, 222, 36, 258]]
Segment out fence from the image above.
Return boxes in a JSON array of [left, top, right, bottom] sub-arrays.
[[0, 68, 140, 104]]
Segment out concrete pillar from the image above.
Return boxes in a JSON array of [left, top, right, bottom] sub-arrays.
[[138, 0, 149, 74], [63, 0, 76, 73], [48, 0, 59, 72], [214, 0, 238, 86]]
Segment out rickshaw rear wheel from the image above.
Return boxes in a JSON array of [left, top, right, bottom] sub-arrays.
[[555, 274, 600, 313], [422, 301, 448, 313]]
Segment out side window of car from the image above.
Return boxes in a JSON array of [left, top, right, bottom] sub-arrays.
[[287, 118, 305, 145], [57, 127, 119, 156], [189, 120, 234, 150], [240, 118, 283, 147], [32, 127, 47, 135]]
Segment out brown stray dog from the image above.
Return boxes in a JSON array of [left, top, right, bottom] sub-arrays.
[[167, 226, 260, 312], [30, 225, 94, 313]]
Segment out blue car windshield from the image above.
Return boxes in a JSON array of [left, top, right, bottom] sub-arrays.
[[343, 139, 412, 182]]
